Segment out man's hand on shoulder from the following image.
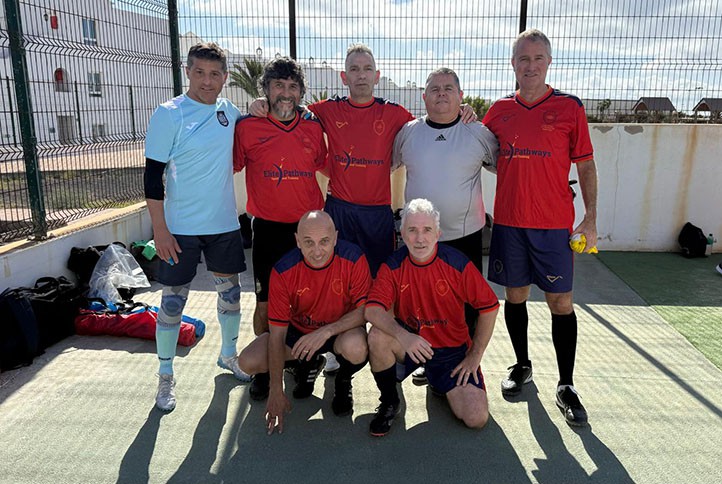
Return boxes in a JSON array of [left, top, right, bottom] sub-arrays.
[[459, 103, 478, 123], [249, 97, 269, 117]]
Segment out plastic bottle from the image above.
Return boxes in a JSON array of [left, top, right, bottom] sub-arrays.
[[706, 234, 714, 256]]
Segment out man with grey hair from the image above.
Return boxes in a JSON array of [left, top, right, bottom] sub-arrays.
[[364, 198, 499, 437], [483, 28, 598, 426], [145, 42, 247, 411], [393, 66, 498, 333]]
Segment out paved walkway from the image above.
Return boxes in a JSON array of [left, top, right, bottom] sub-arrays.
[[1, 254, 720, 484]]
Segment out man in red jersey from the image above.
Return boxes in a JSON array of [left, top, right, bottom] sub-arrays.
[[238, 211, 371, 435], [250, 44, 476, 375], [482, 29, 598, 427], [234, 57, 327, 351], [364, 198, 499, 437]]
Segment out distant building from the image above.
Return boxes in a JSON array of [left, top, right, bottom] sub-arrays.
[[692, 98, 722, 121], [0, 0, 170, 146], [632, 97, 677, 121], [581, 98, 636, 122]]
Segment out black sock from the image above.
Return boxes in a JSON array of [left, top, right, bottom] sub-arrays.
[[335, 354, 367, 380], [552, 311, 577, 386], [505, 301, 530, 366], [372, 366, 399, 405]]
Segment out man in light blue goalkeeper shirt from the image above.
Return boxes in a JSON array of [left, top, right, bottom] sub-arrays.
[[144, 42, 248, 412]]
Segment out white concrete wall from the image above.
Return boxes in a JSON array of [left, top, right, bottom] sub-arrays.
[[478, 123, 721, 252], [1, 204, 152, 290]]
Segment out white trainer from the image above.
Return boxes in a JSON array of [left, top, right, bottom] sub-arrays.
[[323, 352, 340, 376], [217, 354, 253, 382], [156, 373, 176, 412]]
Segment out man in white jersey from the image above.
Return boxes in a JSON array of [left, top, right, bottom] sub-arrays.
[[144, 42, 249, 412], [392, 67, 498, 384]]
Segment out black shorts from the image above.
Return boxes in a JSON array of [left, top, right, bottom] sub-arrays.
[[157, 230, 246, 286], [252, 217, 298, 302], [442, 229, 484, 276], [285, 323, 337, 356]]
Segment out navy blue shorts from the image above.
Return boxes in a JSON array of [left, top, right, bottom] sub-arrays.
[[252, 217, 298, 302], [487, 224, 573, 293], [396, 344, 486, 394], [157, 230, 246, 286], [325, 195, 395, 278], [285, 323, 337, 357]]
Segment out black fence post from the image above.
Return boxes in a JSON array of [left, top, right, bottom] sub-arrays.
[[4, 0, 47, 238], [168, 0, 182, 96], [289, 0, 297, 60], [515, 0, 528, 92], [5, 76, 18, 145], [128, 85, 136, 141], [74, 80, 83, 144]]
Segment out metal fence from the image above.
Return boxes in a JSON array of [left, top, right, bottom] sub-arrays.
[[1, 0, 721, 244]]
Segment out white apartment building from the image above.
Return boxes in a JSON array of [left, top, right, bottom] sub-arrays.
[[0, 0, 171, 146]]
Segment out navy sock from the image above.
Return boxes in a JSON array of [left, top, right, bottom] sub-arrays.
[[372, 366, 399, 406], [335, 354, 367, 380], [552, 311, 578, 386], [505, 301, 530, 366]]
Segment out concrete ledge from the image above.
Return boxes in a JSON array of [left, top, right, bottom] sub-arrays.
[[1, 202, 151, 289]]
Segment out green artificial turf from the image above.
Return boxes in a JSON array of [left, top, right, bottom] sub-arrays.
[[596, 251, 722, 369]]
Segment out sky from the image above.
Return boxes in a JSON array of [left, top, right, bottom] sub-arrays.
[[172, 0, 721, 112]]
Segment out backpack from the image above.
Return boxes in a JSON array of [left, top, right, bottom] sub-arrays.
[[20, 276, 86, 349], [678, 222, 707, 258], [0, 288, 41, 371]]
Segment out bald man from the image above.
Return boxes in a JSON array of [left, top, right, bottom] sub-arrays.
[[238, 210, 372, 435]]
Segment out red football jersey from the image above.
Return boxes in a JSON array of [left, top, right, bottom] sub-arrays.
[[482, 87, 594, 229], [268, 240, 372, 334], [309, 96, 414, 206], [367, 244, 499, 348], [233, 113, 327, 223]]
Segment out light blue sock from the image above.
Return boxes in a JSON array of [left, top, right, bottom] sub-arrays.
[[156, 284, 189, 375], [214, 274, 241, 358], [156, 324, 181, 374]]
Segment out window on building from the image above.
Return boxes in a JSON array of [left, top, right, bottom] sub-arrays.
[[82, 18, 97, 45], [54, 68, 70, 92], [88, 72, 102, 97], [92, 124, 106, 142]]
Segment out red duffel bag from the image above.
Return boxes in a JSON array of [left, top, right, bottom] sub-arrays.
[[74, 303, 197, 346]]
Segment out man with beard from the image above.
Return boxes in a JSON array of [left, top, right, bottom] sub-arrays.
[[233, 57, 328, 390]]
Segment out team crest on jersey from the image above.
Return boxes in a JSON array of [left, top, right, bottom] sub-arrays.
[[331, 279, 343, 296], [542, 110, 557, 131], [217, 111, 229, 126], [373, 119, 385, 135], [435, 279, 450, 296]]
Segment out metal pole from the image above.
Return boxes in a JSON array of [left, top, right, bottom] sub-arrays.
[[5, 76, 18, 145], [515, 0, 529, 91], [288, 0, 297, 60], [167, 0, 182, 96], [4, 0, 47, 238], [74, 80, 83, 144], [128, 85, 136, 141]]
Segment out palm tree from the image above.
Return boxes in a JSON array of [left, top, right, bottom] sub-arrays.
[[229, 57, 264, 98]]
